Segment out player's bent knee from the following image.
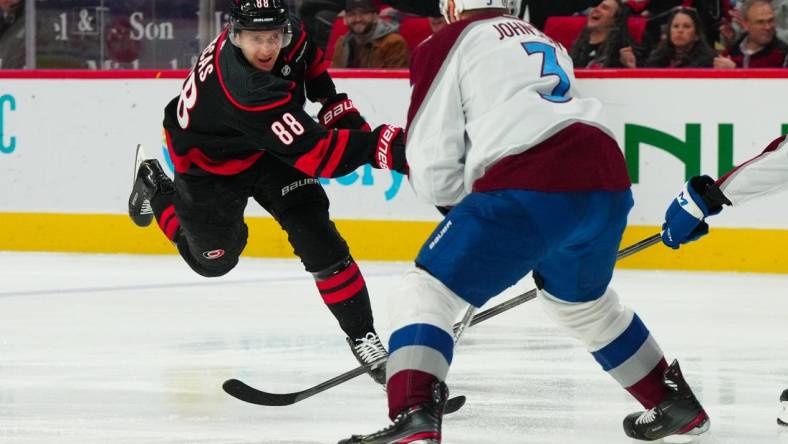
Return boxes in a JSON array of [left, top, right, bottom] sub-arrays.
[[175, 235, 243, 278], [388, 268, 468, 333], [538, 287, 635, 350]]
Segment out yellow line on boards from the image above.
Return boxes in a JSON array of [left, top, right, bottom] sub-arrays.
[[1, 213, 787, 273]]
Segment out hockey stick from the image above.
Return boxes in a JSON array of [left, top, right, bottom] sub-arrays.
[[222, 233, 661, 407]]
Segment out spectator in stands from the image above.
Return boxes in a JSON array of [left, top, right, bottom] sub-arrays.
[[525, 0, 604, 30], [633, 1, 730, 60], [773, 0, 788, 45], [0, 0, 23, 68], [570, 0, 638, 68], [715, 0, 788, 67], [0, 0, 21, 37], [331, 0, 410, 68], [644, 7, 718, 67]]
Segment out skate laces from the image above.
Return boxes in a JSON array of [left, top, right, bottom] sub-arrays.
[[635, 408, 659, 426], [352, 332, 387, 364], [140, 200, 153, 215]]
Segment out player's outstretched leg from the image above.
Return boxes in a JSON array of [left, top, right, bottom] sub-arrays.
[[623, 360, 709, 441], [314, 257, 387, 385], [779, 389, 788, 426], [337, 381, 448, 444], [128, 145, 175, 227]]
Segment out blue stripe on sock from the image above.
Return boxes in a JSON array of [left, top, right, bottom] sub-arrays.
[[389, 323, 454, 364], [591, 314, 650, 371]]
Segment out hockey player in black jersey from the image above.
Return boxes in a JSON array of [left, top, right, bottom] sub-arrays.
[[127, 0, 408, 385]]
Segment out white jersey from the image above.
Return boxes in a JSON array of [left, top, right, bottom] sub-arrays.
[[718, 136, 788, 206], [406, 14, 616, 206]]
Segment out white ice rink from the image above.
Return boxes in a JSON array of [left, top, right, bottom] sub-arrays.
[[1, 252, 787, 444]]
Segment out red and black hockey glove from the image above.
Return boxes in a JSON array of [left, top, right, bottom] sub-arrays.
[[371, 124, 408, 175], [318, 93, 371, 131]]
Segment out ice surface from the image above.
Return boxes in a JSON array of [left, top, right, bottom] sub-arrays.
[[1, 252, 787, 444]]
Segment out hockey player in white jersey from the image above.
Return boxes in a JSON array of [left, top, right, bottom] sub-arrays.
[[660, 135, 788, 426], [338, 1, 709, 443]]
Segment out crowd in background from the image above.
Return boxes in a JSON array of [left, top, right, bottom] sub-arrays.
[[0, 0, 23, 68], [298, 0, 788, 69], [1, 0, 787, 69]]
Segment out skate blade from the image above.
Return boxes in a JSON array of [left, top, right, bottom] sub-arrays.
[[638, 431, 719, 444], [133, 144, 147, 181]]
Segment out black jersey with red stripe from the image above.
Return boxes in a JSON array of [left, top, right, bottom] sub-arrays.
[[273, 16, 335, 105], [163, 27, 396, 178]]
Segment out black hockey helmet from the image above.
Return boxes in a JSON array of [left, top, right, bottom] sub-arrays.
[[230, 0, 293, 45]]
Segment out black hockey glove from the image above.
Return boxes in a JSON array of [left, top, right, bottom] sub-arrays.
[[370, 124, 408, 174], [318, 93, 371, 131]]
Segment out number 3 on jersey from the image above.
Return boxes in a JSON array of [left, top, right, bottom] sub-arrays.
[[521, 42, 572, 103]]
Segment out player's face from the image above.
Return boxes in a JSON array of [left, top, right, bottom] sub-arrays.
[[669, 13, 698, 50], [345, 9, 378, 35], [587, 0, 618, 31], [744, 2, 776, 47], [236, 29, 285, 72]]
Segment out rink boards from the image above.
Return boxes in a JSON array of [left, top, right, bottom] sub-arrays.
[[1, 69, 788, 272]]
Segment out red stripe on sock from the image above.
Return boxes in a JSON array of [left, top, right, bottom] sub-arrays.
[[162, 216, 180, 241], [626, 358, 669, 409], [320, 273, 365, 304], [158, 205, 175, 231], [316, 262, 360, 291]]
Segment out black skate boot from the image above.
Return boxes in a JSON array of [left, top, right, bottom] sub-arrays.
[[338, 381, 448, 444], [623, 359, 709, 441], [128, 144, 174, 227], [347, 332, 388, 385], [778, 389, 788, 426]]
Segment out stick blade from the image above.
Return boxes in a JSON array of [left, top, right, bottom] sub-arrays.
[[222, 378, 299, 406]]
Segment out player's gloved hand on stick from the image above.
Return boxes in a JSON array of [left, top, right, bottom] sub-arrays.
[[318, 93, 370, 131], [371, 124, 408, 175], [661, 175, 731, 249]]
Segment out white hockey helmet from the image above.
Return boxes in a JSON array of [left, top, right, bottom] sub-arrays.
[[440, 0, 512, 23]]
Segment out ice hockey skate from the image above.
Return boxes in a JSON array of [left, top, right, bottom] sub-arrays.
[[128, 144, 174, 227], [778, 389, 788, 426], [338, 381, 448, 444], [347, 332, 388, 385], [623, 360, 709, 441]]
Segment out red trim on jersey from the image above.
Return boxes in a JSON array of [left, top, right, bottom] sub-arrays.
[[320, 273, 365, 304], [294, 130, 335, 177], [306, 48, 331, 80], [473, 123, 631, 193], [165, 129, 264, 175], [626, 358, 669, 409], [214, 29, 296, 112], [321, 129, 350, 177], [284, 22, 308, 62], [316, 261, 360, 291], [717, 135, 788, 186]]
